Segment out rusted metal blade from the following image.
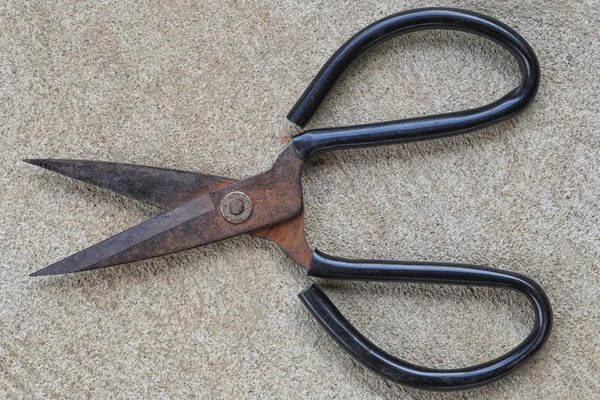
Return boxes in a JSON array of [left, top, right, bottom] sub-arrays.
[[30, 196, 220, 276], [29, 146, 309, 276], [25, 158, 312, 269], [24, 159, 235, 209]]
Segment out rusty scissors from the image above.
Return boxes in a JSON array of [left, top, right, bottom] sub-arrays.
[[27, 9, 552, 391]]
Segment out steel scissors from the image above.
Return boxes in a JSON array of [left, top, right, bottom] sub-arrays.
[[26, 8, 552, 391]]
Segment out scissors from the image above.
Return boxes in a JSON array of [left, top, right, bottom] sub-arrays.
[[26, 8, 552, 391]]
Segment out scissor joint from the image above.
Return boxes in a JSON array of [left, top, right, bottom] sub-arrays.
[[220, 191, 253, 224]]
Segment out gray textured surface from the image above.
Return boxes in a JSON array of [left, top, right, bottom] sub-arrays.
[[1, 1, 599, 398]]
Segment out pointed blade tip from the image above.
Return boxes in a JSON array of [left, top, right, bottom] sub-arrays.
[[29, 262, 79, 277], [29, 269, 50, 277], [29, 267, 63, 277], [23, 159, 52, 169]]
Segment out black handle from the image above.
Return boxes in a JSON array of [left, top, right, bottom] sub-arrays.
[[298, 250, 552, 391], [289, 8, 540, 160]]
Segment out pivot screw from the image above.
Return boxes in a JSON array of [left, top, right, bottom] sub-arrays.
[[221, 192, 252, 224], [228, 199, 244, 215]]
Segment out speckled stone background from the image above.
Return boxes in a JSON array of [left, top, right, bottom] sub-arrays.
[[1, 1, 598, 398]]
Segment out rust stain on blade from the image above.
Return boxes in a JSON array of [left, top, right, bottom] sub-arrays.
[[252, 210, 312, 270]]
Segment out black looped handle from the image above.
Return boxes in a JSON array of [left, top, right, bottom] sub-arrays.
[[289, 8, 540, 160], [299, 250, 552, 391]]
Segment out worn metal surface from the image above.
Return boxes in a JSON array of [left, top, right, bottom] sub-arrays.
[[220, 191, 253, 224], [29, 145, 311, 275], [24, 159, 236, 209], [252, 210, 312, 269]]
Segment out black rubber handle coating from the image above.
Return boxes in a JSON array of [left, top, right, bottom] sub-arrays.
[[289, 8, 540, 160], [298, 250, 552, 391]]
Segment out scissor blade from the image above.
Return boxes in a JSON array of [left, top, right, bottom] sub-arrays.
[[30, 195, 220, 276], [29, 145, 306, 277], [24, 159, 236, 209]]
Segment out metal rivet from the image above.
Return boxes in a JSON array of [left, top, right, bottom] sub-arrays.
[[228, 199, 244, 215], [221, 192, 252, 224]]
